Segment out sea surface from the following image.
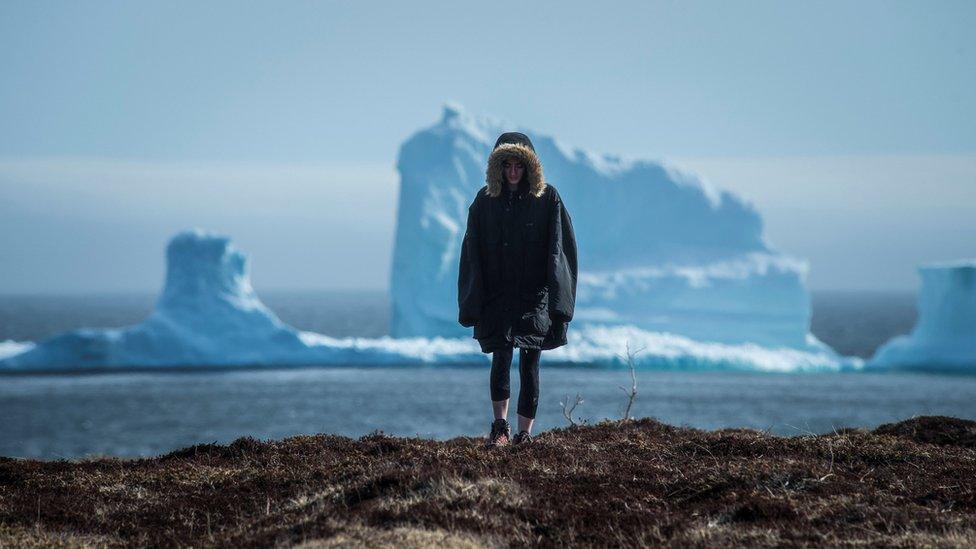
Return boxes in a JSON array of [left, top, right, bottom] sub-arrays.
[[4, 289, 967, 461]]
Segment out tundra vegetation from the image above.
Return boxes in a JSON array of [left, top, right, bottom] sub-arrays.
[[1, 416, 975, 547]]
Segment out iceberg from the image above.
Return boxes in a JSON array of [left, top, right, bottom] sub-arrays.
[[0, 230, 316, 370], [0, 229, 483, 371], [392, 103, 830, 351], [868, 261, 976, 373], [0, 229, 857, 373]]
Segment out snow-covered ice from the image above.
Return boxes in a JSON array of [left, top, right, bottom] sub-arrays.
[[0, 340, 34, 360], [868, 261, 976, 372]]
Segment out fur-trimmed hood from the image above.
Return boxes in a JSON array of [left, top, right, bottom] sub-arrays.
[[485, 135, 547, 198]]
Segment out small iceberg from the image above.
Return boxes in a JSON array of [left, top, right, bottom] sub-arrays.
[[868, 261, 976, 373]]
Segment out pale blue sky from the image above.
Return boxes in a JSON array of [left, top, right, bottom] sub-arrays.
[[1, 1, 974, 293]]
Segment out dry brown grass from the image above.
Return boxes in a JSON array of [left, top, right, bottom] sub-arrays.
[[2, 416, 975, 547]]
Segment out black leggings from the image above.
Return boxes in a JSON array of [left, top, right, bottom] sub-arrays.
[[490, 345, 541, 419]]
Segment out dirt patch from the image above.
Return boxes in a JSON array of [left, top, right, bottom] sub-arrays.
[[297, 524, 498, 548], [874, 415, 976, 449]]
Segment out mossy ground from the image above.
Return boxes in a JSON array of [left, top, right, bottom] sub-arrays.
[[2, 416, 975, 547]]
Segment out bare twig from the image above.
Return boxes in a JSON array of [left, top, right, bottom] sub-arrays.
[[818, 438, 836, 482], [616, 340, 644, 420], [560, 393, 584, 426]]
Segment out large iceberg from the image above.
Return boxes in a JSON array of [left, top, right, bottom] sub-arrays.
[[392, 103, 827, 351], [868, 261, 976, 372]]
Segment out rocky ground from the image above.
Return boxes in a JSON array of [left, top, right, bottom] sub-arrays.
[[2, 416, 975, 547]]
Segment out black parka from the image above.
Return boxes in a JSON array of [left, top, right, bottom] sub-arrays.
[[457, 133, 578, 353]]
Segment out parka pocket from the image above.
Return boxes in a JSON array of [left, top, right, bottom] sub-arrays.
[[522, 221, 544, 242], [518, 287, 551, 336], [474, 289, 504, 338]]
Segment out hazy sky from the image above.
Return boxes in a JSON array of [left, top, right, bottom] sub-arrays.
[[1, 1, 974, 293]]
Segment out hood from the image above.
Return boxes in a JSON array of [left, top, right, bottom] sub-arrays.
[[485, 132, 547, 198]]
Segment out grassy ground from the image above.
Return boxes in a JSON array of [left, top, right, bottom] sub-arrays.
[[1, 416, 975, 547]]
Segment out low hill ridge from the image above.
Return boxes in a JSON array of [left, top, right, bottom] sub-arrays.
[[2, 417, 975, 547]]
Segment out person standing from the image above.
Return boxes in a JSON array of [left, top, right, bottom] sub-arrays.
[[458, 132, 578, 446]]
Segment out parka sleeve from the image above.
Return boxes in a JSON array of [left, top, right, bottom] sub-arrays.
[[547, 188, 578, 323], [457, 196, 484, 327]]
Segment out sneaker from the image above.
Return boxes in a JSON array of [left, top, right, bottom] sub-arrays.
[[513, 430, 532, 445], [487, 419, 511, 447]]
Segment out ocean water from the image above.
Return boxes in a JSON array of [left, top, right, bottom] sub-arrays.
[[4, 367, 975, 460], [3, 289, 966, 461]]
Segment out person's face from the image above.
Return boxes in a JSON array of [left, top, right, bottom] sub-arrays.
[[503, 158, 525, 185]]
